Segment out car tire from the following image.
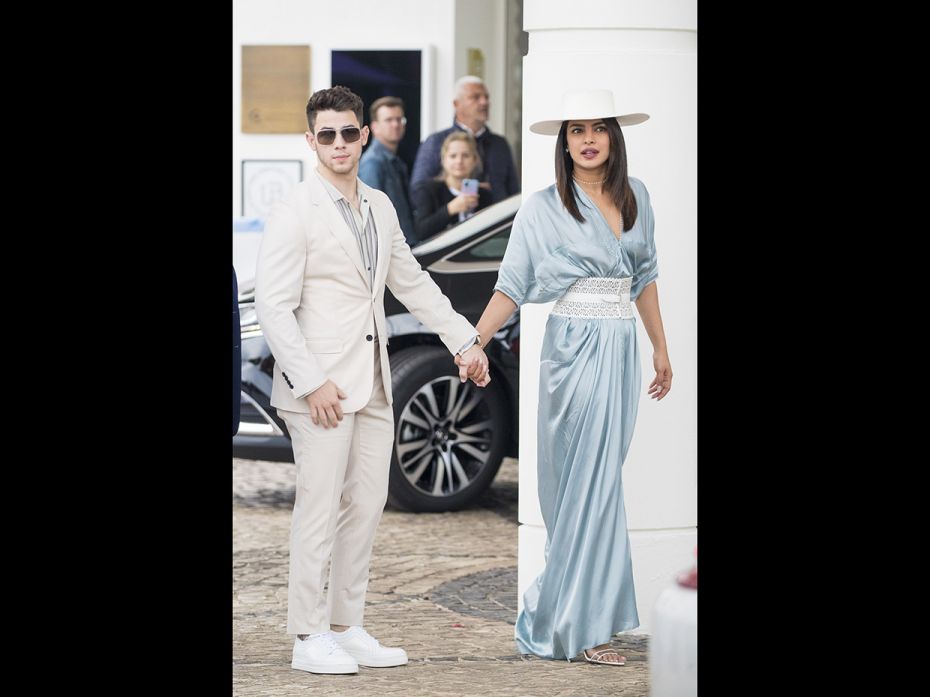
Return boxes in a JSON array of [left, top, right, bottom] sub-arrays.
[[387, 346, 509, 512]]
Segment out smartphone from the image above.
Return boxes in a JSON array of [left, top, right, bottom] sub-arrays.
[[461, 178, 479, 196]]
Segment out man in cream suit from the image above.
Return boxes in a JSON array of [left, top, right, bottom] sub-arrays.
[[255, 86, 490, 676]]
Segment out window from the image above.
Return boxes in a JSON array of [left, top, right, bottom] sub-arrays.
[[449, 225, 512, 263]]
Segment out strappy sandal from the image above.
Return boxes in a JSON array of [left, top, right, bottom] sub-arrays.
[[582, 647, 626, 666]]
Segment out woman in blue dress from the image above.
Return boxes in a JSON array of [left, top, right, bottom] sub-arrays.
[[458, 90, 673, 665]]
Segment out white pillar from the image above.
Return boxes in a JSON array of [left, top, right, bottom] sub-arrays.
[[517, 0, 697, 635]]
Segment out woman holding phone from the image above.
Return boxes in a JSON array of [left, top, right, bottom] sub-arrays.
[[410, 131, 492, 244], [458, 90, 672, 666]]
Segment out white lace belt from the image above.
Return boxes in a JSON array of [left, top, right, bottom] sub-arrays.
[[551, 277, 634, 319]]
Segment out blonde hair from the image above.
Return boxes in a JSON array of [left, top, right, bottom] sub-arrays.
[[439, 131, 482, 178]]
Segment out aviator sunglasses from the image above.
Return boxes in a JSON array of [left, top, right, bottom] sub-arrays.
[[315, 126, 362, 145]]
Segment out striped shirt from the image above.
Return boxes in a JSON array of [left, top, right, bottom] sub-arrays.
[[316, 169, 378, 288], [315, 169, 380, 345]]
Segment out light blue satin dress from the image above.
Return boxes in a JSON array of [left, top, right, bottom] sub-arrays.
[[495, 178, 658, 660]]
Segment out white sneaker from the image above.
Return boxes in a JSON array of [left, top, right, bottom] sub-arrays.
[[330, 626, 408, 668], [291, 632, 359, 674]]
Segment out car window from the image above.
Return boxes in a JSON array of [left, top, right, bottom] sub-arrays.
[[448, 225, 511, 262]]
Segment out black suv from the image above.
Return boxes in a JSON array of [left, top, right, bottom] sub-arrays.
[[235, 195, 521, 512]]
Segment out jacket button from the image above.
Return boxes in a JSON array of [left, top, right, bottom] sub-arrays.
[[366, 334, 373, 341]]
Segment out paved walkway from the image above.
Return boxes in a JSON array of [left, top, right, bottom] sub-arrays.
[[233, 457, 650, 696]]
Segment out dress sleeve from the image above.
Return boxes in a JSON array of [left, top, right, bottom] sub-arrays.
[[494, 196, 542, 306], [630, 182, 659, 301]]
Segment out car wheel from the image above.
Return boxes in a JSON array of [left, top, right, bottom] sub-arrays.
[[387, 346, 509, 512]]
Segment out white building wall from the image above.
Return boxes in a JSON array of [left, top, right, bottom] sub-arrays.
[[453, 0, 509, 144], [233, 0, 458, 220]]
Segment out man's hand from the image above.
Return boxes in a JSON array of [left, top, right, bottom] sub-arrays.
[[305, 380, 348, 428], [455, 345, 490, 387]]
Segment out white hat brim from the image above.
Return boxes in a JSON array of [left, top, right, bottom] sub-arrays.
[[529, 113, 650, 135]]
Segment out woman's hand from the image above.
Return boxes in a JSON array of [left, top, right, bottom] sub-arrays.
[[447, 193, 479, 216], [647, 352, 672, 400]]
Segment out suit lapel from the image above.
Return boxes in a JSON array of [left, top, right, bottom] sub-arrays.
[[308, 172, 369, 286], [365, 184, 392, 297]]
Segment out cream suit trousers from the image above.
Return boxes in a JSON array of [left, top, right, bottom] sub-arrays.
[[277, 346, 395, 635]]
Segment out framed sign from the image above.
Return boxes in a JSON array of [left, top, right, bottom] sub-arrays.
[[241, 160, 303, 218], [241, 45, 311, 133]]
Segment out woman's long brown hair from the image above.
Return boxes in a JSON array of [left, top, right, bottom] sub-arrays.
[[554, 118, 637, 231]]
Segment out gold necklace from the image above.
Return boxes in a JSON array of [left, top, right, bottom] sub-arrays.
[[572, 175, 606, 185]]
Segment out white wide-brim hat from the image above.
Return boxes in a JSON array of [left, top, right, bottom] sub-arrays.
[[528, 89, 649, 135]]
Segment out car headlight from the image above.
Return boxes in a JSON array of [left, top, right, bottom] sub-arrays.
[[239, 302, 263, 339]]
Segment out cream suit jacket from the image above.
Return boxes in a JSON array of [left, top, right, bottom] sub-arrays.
[[255, 171, 476, 414]]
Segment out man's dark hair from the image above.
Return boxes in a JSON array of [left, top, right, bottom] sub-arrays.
[[369, 96, 405, 124], [554, 118, 638, 230], [306, 85, 364, 132]]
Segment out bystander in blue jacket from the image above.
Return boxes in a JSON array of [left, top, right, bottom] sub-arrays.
[[358, 96, 416, 244]]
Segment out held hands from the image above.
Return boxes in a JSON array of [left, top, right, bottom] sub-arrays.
[[306, 379, 348, 428], [647, 352, 673, 401], [454, 345, 491, 387]]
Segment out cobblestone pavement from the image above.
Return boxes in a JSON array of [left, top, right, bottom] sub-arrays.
[[233, 457, 649, 696]]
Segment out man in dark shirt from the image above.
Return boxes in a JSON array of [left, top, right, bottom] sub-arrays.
[[358, 96, 416, 244], [410, 76, 519, 205]]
